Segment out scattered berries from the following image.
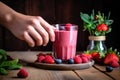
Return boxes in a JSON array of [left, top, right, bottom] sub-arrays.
[[36, 53, 91, 64], [17, 68, 28, 78]]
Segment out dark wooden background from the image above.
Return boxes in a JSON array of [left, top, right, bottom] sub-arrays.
[[0, 0, 120, 51]]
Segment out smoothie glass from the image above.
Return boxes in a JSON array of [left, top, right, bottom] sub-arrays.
[[53, 24, 78, 61]]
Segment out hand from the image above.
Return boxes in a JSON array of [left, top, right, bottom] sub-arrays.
[[7, 13, 55, 47]]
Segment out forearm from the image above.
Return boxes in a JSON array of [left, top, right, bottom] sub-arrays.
[[0, 2, 17, 28]]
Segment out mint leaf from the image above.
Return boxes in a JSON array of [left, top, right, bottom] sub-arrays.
[[0, 68, 8, 75], [80, 12, 91, 24], [0, 59, 19, 68], [0, 49, 7, 63], [8, 63, 22, 70]]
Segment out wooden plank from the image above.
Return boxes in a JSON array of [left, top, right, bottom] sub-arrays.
[[74, 67, 113, 80], [5, 52, 119, 80], [1, 52, 81, 80], [94, 64, 120, 80], [0, 66, 81, 80]]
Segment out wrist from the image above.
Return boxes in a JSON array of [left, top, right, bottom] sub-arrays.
[[2, 11, 17, 28]]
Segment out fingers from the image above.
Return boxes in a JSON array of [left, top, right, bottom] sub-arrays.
[[23, 32, 35, 47], [23, 16, 55, 47], [30, 19, 49, 46], [27, 25, 43, 46], [37, 16, 55, 42]]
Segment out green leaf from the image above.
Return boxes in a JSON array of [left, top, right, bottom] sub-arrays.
[[0, 68, 8, 75], [8, 63, 22, 70], [0, 49, 7, 63], [106, 28, 112, 33], [95, 31, 101, 36], [105, 20, 113, 26], [80, 12, 91, 24], [0, 59, 19, 68]]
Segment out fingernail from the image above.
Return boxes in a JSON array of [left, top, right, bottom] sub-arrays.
[[43, 44, 47, 46], [30, 44, 34, 47], [51, 38, 55, 42]]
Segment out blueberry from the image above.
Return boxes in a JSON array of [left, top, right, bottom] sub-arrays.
[[55, 59, 62, 64], [106, 66, 113, 72], [67, 59, 74, 64]]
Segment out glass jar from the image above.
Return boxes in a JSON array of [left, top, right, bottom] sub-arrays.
[[87, 36, 107, 56]]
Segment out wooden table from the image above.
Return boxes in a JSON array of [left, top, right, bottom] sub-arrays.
[[0, 51, 120, 80]]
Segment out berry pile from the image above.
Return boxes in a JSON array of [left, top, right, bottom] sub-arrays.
[[83, 47, 120, 72], [84, 48, 120, 68], [36, 53, 92, 64]]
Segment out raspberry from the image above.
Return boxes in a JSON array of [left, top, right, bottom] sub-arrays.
[[65, 23, 72, 31], [37, 55, 45, 63], [74, 56, 82, 64], [65, 23, 72, 27], [17, 68, 28, 78], [37, 53, 44, 57], [81, 57, 89, 63]]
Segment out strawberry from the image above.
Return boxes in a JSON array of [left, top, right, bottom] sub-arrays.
[[91, 52, 99, 58], [81, 53, 92, 60], [91, 52, 102, 63], [104, 53, 119, 65], [17, 68, 28, 78], [110, 60, 119, 68], [97, 23, 108, 31], [74, 56, 82, 64], [43, 55, 55, 64]]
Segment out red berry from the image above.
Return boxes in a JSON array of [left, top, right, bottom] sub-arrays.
[[104, 53, 119, 65], [17, 68, 28, 78], [65, 23, 72, 31], [110, 60, 119, 68], [43, 55, 55, 64], [91, 52, 102, 63], [81, 57, 89, 63], [75, 54, 81, 57], [81, 53, 92, 60], [65, 23, 72, 27], [97, 23, 108, 31], [37, 53, 44, 57], [91, 52, 99, 58], [74, 56, 82, 64], [37, 55, 45, 63]]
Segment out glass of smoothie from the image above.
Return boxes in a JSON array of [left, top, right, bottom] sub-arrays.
[[53, 23, 78, 61]]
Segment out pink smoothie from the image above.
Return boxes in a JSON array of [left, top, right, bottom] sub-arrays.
[[53, 29, 78, 61]]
